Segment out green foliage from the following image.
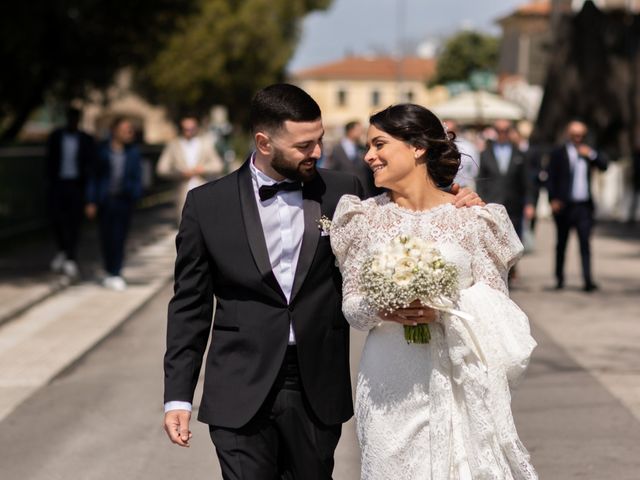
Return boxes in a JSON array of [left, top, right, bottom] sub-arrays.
[[137, 0, 332, 127], [0, 1, 195, 140], [432, 31, 499, 86]]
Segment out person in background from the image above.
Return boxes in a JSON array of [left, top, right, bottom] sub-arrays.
[[477, 119, 535, 282], [85, 117, 143, 291], [45, 107, 97, 278], [477, 119, 535, 239], [328, 120, 381, 197], [547, 120, 608, 292], [443, 119, 479, 189], [156, 115, 224, 222]]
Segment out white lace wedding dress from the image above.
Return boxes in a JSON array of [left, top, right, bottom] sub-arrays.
[[331, 194, 538, 480]]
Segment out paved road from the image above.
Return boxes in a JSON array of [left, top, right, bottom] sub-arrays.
[[0, 219, 639, 479]]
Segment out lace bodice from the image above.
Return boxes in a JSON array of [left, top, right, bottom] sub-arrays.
[[330, 193, 523, 331], [330, 193, 537, 479]]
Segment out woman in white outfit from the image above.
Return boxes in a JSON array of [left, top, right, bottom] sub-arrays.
[[330, 104, 538, 479]]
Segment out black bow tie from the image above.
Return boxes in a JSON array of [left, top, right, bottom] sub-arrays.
[[258, 181, 302, 201]]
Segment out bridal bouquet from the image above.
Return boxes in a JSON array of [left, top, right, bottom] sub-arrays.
[[360, 235, 459, 344]]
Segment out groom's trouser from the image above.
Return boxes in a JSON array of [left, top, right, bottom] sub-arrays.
[[209, 346, 342, 480]]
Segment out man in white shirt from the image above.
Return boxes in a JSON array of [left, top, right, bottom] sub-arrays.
[[156, 115, 224, 222], [547, 121, 608, 292], [44, 107, 97, 278], [327, 120, 380, 197]]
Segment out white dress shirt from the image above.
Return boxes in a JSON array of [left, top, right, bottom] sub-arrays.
[[340, 138, 358, 161], [493, 143, 512, 175], [165, 154, 305, 414], [59, 132, 79, 179], [566, 143, 590, 202], [180, 137, 202, 191], [249, 156, 305, 334], [453, 137, 479, 188]]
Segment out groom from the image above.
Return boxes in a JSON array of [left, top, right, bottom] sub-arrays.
[[163, 84, 480, 479]]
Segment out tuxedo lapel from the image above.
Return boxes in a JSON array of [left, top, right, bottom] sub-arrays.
[[237, 161, 286, 301], [290, 175, 325, 302]]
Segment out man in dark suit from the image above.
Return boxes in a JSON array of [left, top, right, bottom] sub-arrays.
[[45, 107, 97, 277], [328, 120, 381, 198], [162, 84, 482, 479], [477, 119, 535, 239], [547, 121, 608, 292]]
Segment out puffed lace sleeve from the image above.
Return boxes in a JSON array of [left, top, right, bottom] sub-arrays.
[[470, 204, 523, 295], [331, 195, 381, 331]]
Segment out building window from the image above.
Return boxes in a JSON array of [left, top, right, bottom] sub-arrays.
[[371, 90, 381, 107], [337, 89, 347, 107], [405, 90, 414, 102]]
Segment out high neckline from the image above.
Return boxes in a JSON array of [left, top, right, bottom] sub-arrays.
[[380, 192, 454, 216]]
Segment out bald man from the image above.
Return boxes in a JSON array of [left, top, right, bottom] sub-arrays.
[[547, 121, 608, 292]]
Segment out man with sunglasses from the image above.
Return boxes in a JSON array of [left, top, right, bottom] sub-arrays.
[[547, 120, 608, 292]]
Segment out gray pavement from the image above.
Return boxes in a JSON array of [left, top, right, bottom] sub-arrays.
[[0, 218, 638, 478], [0, 205, 177, 420]]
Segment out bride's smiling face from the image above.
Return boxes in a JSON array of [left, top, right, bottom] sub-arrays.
[[364, 125, 425, 189]]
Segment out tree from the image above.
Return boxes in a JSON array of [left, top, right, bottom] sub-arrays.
[[136, 0, 332, 128], [431, 31, 499, 86], [0, 1, 195, 140]]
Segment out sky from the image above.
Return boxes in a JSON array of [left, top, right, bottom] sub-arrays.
[[287, 0, 527, 72]]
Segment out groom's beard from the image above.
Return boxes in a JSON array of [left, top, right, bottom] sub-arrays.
[[271, 147, 318, 183]]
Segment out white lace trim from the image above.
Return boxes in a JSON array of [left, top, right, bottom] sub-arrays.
[[331, 194, 537, 479]]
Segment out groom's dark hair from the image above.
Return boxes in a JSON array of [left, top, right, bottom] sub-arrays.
[[250, 83, 321, 134]]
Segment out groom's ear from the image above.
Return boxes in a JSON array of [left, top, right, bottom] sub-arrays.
[[255, 132, 272, 155]]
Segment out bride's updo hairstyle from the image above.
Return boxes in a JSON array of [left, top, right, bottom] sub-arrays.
[[369, 104, 461, 187]]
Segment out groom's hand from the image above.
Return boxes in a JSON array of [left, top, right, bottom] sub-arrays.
[[450, 184, 485, 208], [382, 302, 437, 325], [164, 410, 192, 447]]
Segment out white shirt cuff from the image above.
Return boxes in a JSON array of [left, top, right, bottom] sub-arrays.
[[164, 401, 192, 413]]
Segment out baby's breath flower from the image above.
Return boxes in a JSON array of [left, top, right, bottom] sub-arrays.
[[360, 235, 459, 344], [317, 215, 332, 235]]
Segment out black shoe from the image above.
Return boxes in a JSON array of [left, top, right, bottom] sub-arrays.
[[583, 283, 598, 293], [555, 281, 564, 290]]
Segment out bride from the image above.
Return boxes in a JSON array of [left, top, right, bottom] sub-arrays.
[[330, 104, 538, 479]]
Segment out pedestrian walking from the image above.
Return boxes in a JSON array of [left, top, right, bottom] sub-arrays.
[[156, 115, 224, 222], [85, 117, 143, 291], [547, 120, 608, 292], [44, 107, 97, 278]]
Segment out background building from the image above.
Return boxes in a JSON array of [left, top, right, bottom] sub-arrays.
[[290, 55, 447, 141]]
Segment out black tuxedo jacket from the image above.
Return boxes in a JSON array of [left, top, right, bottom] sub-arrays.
[[547, 144, 608, 208], [477, 142, 532, 218], [45, 128, 97, 184], [164, 160, 363, 428]]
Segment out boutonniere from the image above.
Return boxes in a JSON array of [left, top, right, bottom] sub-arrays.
[[317, 215, 332, 236]]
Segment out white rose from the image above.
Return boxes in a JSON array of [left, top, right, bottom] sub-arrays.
[[392, 257, 417, 286]]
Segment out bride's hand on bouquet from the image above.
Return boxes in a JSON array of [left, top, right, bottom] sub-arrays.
[[381, 301, 436, 326]]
